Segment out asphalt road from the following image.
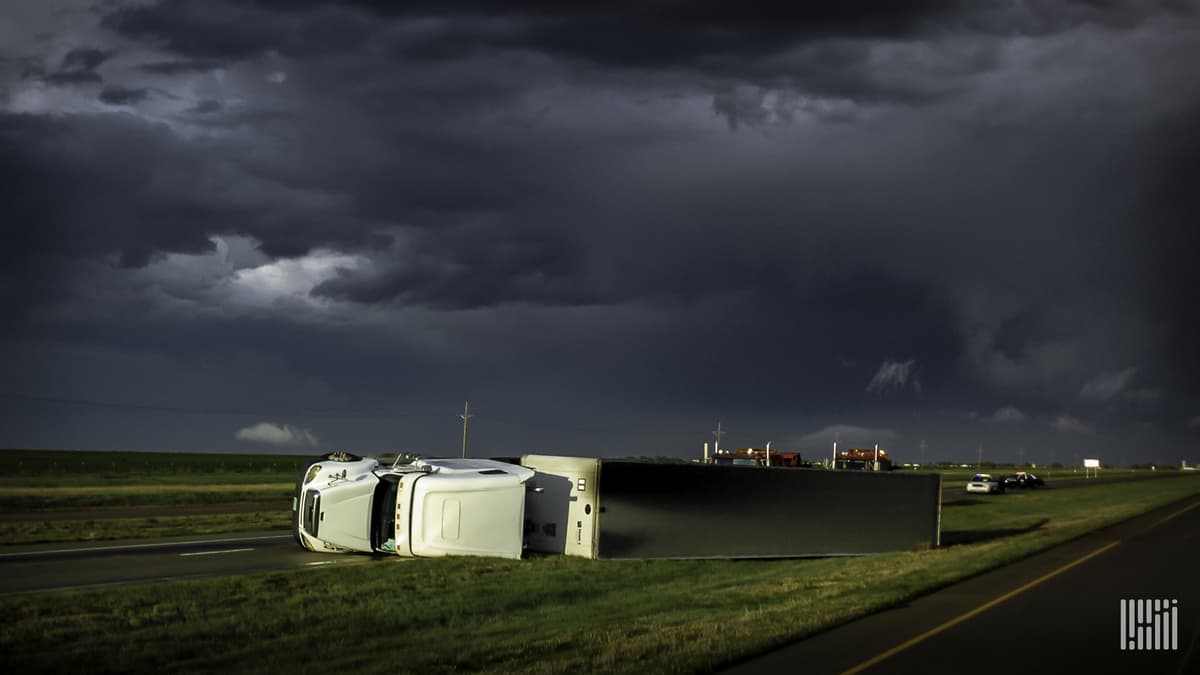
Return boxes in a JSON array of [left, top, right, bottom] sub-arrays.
[[0, 532, 380, 594], [724, 494, 1200, 675]]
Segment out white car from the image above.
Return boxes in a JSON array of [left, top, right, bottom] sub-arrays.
[[966, 473, 1005, 494]]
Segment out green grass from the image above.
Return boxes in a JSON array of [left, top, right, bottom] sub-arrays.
[[2, 474, 1198, 674], [0, 449, 313, 487], [0, 511, 292, 544], [0, 450, 303, 544], [0, 483, 294, 510], [0, 483, 295, 545]]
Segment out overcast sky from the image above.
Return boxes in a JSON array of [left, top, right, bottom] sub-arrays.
[[2, 1, 1198, 465]]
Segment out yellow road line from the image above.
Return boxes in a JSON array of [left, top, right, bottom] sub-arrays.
[[840, 540, 1121, 674], [1150, 499, 1200, 529], [842, 496, 1200, 674]]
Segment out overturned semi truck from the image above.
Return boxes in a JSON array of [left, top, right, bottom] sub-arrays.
[[292, 452, 941, 560], [292, 452, 535, 559]]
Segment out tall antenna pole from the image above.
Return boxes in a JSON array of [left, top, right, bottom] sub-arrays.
[[713, 421, 725, 455], [459, 401, 472, 458], [832, 432, 839, 469]]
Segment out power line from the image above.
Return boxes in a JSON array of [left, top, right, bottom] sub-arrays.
[[0, 392, 445, 420]]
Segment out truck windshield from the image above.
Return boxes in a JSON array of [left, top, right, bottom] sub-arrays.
[[370, 474, 401, 552]]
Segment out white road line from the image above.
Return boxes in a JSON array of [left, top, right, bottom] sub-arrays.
[[0, 534, 292, 558], [305, 560, 339, 566], [179, 548, 255, 557]]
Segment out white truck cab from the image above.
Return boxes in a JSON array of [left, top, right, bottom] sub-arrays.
[[294, 452, 535, 559]]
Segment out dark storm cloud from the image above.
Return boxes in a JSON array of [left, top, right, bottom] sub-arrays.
[[41, 47, 114, 86], [311, 232, 592, 309], [0, 113, 222, 267], [189, 99, 222, 113], [4, 0, 1199, 460], [60, 47, 113, 73], [947, 0, 1195, 36], [1126, 103, 1200, 399], [0, 111, 371, 313], [102, 0, 374, 60], [98, 85, 150, 104], [44, 70, 103, 86], [138, 59, 228, 74]]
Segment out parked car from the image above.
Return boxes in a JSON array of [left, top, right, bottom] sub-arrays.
[[966, 473, 1005, 494], [1004, 471, 1045, 489]]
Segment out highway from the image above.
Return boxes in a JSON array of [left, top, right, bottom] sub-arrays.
[[4, 470, 1197, 675], [0, 532, 381, 594], [725, 494, 1200, 675]]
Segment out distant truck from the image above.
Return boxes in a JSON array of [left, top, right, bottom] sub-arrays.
[[292, 452, 535, 559], [713, 447, 806, 467], [835, 447, 894, 471]]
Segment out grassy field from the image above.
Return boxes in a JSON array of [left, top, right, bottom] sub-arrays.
[[0, 449, 305, 545], [2, 473, 1198, 674], [1, 512, 291, 543], [0, 449, 312, 487], [0, 483, 294, 509]]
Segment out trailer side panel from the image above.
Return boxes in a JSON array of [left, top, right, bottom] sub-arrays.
[[594, 462, 940, 559]]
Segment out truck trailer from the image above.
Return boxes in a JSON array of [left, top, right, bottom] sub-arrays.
[[520, 455, 940, 559]]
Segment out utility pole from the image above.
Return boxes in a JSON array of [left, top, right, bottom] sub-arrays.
[[832, 432, 839, 469], [977, 443, 983, 470], [459, 401, 472, 458], [712, 421, 725, 456]]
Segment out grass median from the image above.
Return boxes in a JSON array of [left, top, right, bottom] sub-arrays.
[[2, 474, 1198, 674]]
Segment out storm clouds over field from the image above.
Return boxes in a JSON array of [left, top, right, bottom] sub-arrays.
[[2, 1, 1198, 462]]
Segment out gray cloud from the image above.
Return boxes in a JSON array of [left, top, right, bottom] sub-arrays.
[[990, 406, 1025, 424], [866, 360, 921, 394], [798, 424, 897, 451], [235, 421, 320, 448], [1052, 415, 1095, 434], [1080, 368, 1138, 401]]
